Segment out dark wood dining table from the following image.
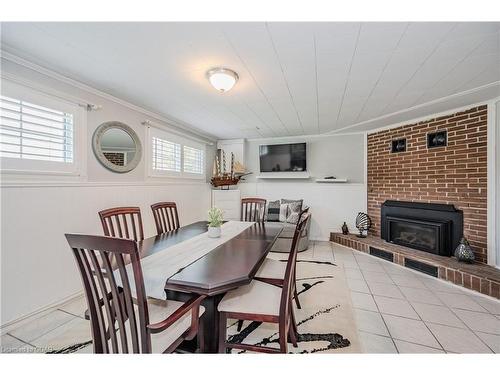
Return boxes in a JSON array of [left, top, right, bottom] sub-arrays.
[[136, 220, 284, 353]]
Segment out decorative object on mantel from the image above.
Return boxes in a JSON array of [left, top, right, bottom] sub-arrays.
[[427, 130, 447, 148], [355, 212, 372, 238], [341, 222, 349, 235], [207, 207, 223, 238], [210, 151, 251, 189], [391, 138, 406, 153], [455, 237, 475, 263]]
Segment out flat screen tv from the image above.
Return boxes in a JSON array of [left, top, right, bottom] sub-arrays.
[[259, 143, 306, 172]]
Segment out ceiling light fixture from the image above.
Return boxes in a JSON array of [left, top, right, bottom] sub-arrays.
[[206, 68, 238, 93]]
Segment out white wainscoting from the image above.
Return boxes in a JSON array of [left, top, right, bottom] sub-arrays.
[[0, 182, 211, 326], [239, 182, 367, 241]]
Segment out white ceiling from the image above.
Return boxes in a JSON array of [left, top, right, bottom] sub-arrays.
[[1, 22, 499, 139]]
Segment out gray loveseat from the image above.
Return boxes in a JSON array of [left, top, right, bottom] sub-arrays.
[[270, 207, 311, 253]]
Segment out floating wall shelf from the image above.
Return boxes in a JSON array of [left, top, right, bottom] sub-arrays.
[[256, 174, 311, 180], [315, 178, 348, 183]]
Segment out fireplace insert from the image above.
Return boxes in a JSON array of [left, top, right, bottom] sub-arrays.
[[381, 201, 463, 257]]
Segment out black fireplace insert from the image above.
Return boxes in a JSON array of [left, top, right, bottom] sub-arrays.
[[381, 201, 463, 257]]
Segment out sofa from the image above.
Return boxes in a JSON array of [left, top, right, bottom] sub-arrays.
[[268, 205, 311, 253]]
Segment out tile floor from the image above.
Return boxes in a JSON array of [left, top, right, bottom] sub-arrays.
[[1, 241, 499, 354]]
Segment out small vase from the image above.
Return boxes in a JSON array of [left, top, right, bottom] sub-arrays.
[[455, 237, 474, 263], [207, 226, 221, 238], [342, 222, 349, 235]]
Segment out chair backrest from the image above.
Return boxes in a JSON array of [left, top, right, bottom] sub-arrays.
[[241, 198, 266, 222], [279, 212, 311, 323], [99, 207, 144, 241], [65, 233, 151, 353], [151, 202, 180, 235]]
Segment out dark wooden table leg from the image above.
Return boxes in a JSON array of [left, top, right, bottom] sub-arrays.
[[166, 290, 223, 353]]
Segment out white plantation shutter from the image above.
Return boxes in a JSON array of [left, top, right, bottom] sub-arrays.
[[183, 145, 204, 175], [152, 136, 181, 172], [0, 95, 74, 163]]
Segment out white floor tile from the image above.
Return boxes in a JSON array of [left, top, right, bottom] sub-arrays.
[[382, 263, 411, 275], [475, 332, 500, 353], [350, 291, 378, 312], [1, 334, 30, 353], [344, 268, 364, 280], [58, 296, 87, 318], [452, 308, 500, 334], [8, 310, 75, 343], [374, 296, 419, 319], [341, 260, 360, 269], [347, 278, 370, 293], [362, 270, 394, 284], [435, 292, 488, 312], [354, 309, 389, 336], [358, 262, 386, 273], [470, 295, 500, 315], [426, 323, 493, 353], [389, 274, 427, 289], [368, 282, 405, 299], [394, 340, 445, 353], [399, 286, 443, 305], [30, 317, 92, 352], [358, 331, 398, 353], [419, 277, 466, 294], [383, 314, 440, 348], [410, 302, 466, 328]]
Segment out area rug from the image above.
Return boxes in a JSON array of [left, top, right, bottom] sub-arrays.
[[225, 258, 361, 354]]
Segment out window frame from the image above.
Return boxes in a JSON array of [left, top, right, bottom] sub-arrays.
[[146, 125, 206, 180], [0, 79, 86, 177]]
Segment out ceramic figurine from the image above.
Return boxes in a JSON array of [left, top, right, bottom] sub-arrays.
[[455, 237, 475, 263]]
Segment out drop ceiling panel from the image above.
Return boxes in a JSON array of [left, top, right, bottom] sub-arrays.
[[1, 22, 499, 138]]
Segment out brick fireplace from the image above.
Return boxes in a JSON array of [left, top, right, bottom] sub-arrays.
[[367, 105, 488, 263]]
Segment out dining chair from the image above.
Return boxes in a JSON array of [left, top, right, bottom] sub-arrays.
[[151, 202, 180, 235], [255, 207, 310, 309], [98, 207, 144, 241], [241, 198, 266, 222], [217, 213, 311, 354], [65, 233, 205, 353]]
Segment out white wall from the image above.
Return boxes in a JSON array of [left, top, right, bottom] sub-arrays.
[[239, 134, 367, 240], [0, 58, 214, 325]]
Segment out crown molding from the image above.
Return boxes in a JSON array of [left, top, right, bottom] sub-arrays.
[[0, 47, 217, 144]]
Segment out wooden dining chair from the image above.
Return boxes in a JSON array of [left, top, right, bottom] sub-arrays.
[[98, 207, 144, 241], [151, 202, 180, 235], [217, 213, 311, 354], [254, 207, 310, 309], [241, 198, 266, 222], [65, 233, 205, 353]]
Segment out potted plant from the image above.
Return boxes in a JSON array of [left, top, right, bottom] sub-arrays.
[[207, 207, 223, 238]]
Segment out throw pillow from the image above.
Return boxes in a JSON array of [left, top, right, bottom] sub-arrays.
[[279, 203, 289, 222], [266, 200, 280, 222], [280, 199, 303, 224]]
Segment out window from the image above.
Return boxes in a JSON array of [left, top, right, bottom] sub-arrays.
[[0, 95, 74, 163], [0, 79, 84, 176], [183, 145, 204, 175], [152, 137, 181, 172], [148, 125, 205, 178]]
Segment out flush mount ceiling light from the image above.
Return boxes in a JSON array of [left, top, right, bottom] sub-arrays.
[[206, 68, 238, 93]]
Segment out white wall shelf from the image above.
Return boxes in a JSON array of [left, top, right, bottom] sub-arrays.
[[256, 174, 311, 180], [315, 178, 348, 183]]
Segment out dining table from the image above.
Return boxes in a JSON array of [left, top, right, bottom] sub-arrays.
[[136, 220, 284, 353]]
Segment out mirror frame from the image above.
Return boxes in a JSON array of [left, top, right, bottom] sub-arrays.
[[92, 121, 142, 173]]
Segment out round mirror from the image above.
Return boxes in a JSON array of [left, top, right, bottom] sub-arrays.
[[92, 121, 142, 173]]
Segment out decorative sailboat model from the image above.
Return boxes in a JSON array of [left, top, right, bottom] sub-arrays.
[[210, 151, 251, 189]]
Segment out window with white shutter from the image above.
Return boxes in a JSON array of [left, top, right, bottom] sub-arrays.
[[152, 136, 181, 172], [147, 125, 205, 179], [0, 79, 84, 176], [183, 145, 204, 175]]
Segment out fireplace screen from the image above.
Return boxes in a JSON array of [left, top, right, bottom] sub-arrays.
[[389, 220, 438, 253]]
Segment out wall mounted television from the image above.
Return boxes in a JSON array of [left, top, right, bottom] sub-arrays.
[[259, 142, 307, 172]]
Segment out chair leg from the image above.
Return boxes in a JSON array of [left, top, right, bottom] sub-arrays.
[[236, 319, 244, 332], [294, 284, 302, 309], [218, 312, 227, 354], [288, 323, 298, 348], [278, 325, 288, 353], [290, 307, 298, 338]]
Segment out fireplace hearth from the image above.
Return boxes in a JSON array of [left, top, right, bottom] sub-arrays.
[[381, 201, 463, 257]]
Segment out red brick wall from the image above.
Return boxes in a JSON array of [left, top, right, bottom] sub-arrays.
[[367, 105, 488, 263]]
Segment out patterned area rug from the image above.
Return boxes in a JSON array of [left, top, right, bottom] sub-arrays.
[[225, 257, 360, 353]]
